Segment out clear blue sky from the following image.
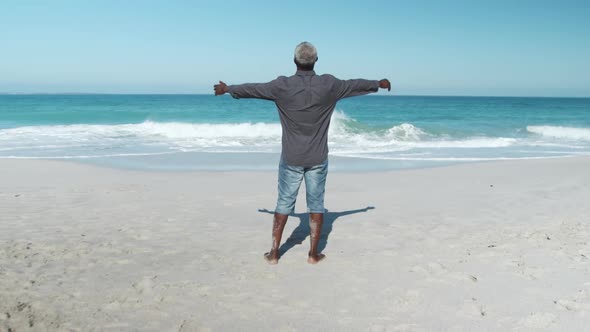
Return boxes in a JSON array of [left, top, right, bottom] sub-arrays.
[[1, 0, 589, 96]]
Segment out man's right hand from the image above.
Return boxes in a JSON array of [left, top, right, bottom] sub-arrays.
[[379, 79, 391, 91], [214, 81, 228, 96]]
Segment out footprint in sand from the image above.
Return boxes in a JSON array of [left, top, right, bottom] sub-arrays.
[[458, 298, 486, 318], [178, 319, 212, 332], [392, 289, 423, 312], [554, 284, 590, 312], [132, 276, 157, 295], [516, 312, 556, 329], [409, 262, 448, 275]]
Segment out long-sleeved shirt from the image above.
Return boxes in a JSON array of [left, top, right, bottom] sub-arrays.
[[227, 70, 379, 167]]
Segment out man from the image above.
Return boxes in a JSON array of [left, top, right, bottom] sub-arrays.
[[214, 42, 391, 264]]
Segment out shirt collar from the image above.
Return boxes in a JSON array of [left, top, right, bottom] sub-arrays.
[[296, 70, 316, 76]]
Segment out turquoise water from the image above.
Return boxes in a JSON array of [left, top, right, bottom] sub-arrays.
[[1, 94, 589, 171]]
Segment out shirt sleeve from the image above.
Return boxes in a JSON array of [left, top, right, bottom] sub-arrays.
[[335, 79, 380, 100], [227, 80, 278, 101]]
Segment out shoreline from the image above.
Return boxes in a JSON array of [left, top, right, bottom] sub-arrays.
[[1, 152, 584, 174], [2, 157, 590, 330]]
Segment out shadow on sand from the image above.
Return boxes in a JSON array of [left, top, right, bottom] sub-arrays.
[[258, 206, 375, 257]]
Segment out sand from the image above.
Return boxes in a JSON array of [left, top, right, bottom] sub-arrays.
[[1, 157, 590, 331]]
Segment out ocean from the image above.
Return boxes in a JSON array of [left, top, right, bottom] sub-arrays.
[[1, 94, 589, 171]]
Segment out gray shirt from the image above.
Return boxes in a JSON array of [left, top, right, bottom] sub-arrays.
[[227, 70, 379, 167]]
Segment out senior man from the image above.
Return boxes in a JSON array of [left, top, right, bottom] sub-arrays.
[[214, 42, 390, 264]]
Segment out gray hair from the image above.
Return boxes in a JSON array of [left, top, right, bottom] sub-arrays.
[[294, 42, 317, 65]]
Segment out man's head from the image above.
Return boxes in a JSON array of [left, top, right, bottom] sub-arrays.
[[294, 41, 318, 71]]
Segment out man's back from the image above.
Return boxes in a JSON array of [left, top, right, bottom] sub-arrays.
[[228, 70, 379, 166]]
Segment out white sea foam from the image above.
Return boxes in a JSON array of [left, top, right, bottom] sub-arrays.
[[331, 154, 575, 162], [527, 126, 590, 141], [140, 121, 282, 139], [1, 112, 588, 161], [329, 111, 516, 151], [0, 121, 284, 150], [0, 121, 282, 140], [0, 151, 179, 159], [410, 137, 517, 148], [386, 123, 427, 140], [0, 119, 545, 154], [1, 111, 431, 152]]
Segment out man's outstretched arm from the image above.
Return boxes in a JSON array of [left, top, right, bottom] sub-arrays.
[[214, 80, 276, 100], [335, 78, 391, 99]]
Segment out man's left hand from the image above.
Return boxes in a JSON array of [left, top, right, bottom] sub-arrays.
[[214, 81, 228, 96]]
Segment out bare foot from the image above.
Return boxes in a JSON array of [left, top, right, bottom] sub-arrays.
[[264, 251, 279, 265], [307, 253, 326, 264]]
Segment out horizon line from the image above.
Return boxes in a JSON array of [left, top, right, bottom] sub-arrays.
[[1, 92, 589, 99]]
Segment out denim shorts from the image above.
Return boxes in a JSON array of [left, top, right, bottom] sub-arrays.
[[275, 158, 328, 215]]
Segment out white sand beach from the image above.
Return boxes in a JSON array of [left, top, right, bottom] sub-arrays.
[[1, 157, 590, 331]]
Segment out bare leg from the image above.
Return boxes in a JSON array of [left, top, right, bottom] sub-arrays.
[[264, 212, 288, 264], [308, 213, 326, 264]]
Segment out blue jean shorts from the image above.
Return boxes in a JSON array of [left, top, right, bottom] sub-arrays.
[[275, 158, 328, 215]]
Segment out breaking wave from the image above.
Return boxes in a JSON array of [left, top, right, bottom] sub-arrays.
[[0, 111, 588, 161], [527, 125, 590, 141]]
